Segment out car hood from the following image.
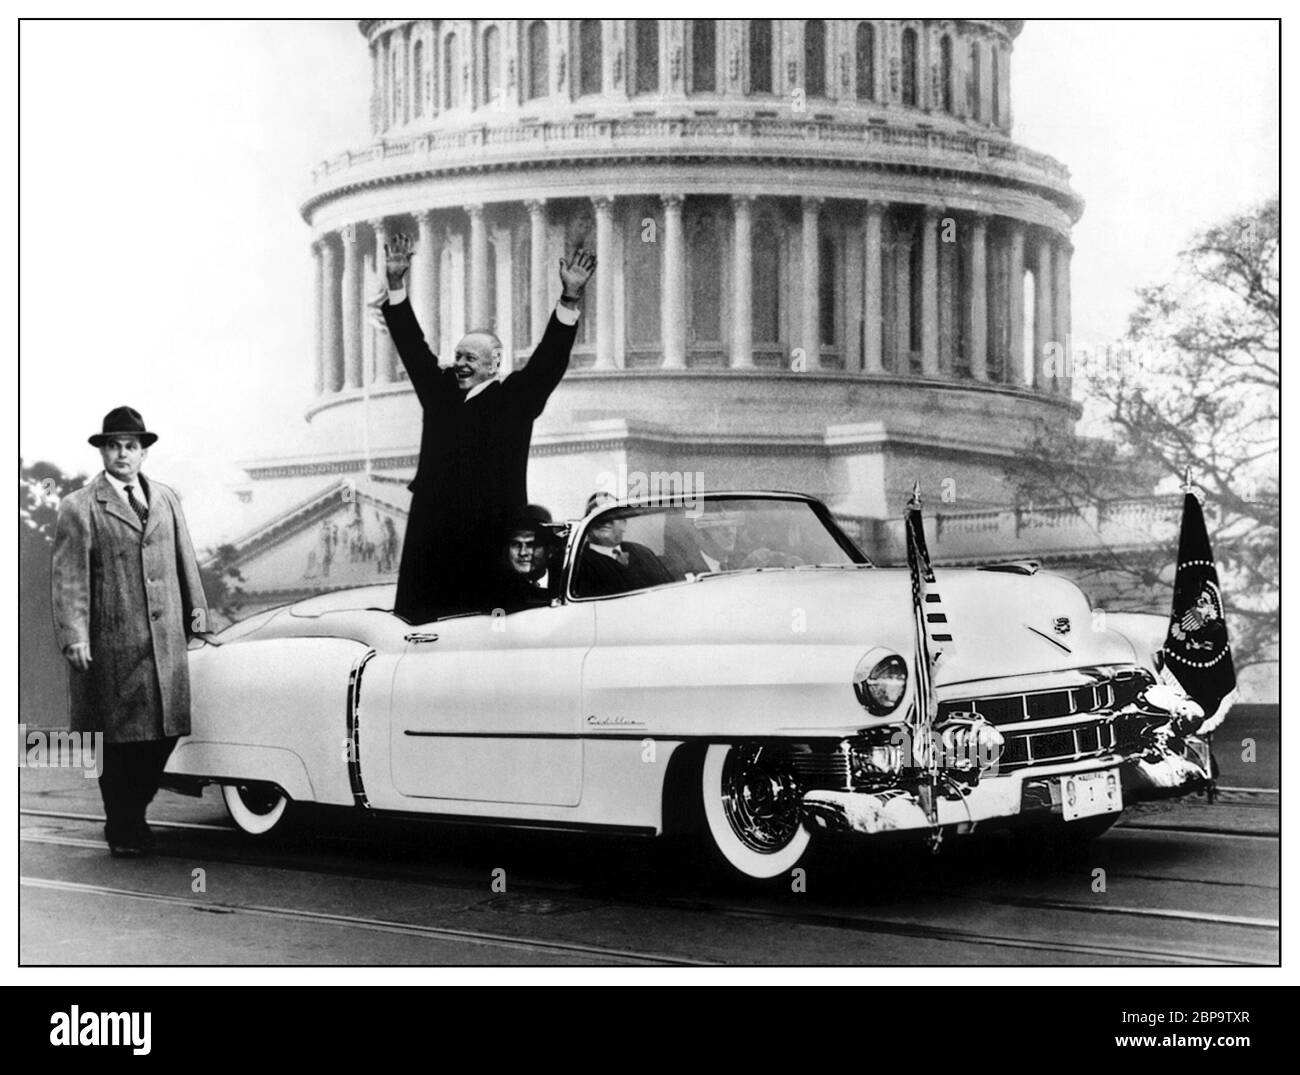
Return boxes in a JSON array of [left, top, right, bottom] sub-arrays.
[[598, 566, 1139, 687]]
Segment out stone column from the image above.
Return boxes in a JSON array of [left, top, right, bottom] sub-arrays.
[[1054, 240, 1072, 395], [968, 214, 988, 382], [369, 219, 396, 383], [377, 34, 389, 131], [319, 238, 341, 392], [467, 203, 489, 328], [920, 205, 941, 377], [730, 195, 754, 369], [1007, 221, 1025, 385], [412, 210, 440, 347], [801, 196, 822, 369], [1033, 233, 1054, 391], [863, 201, 884, 373], [340, 223, 362, 389], [492, 228, 514, 371], [980, 38, 994, 124], [895, 227, 912, 366], [661, 194, 686, 368], [593, 196, 615, 369], [526, 199, 549, 344], [311, 240, 325, 395]]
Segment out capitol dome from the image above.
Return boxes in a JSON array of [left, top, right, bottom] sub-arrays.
[[280, 19, 1082, 552]]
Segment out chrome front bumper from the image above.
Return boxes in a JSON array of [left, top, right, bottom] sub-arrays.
[[800, 732, 1212, 837]]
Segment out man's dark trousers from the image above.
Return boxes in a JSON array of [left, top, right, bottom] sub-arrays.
[[99, 737, 178, 847]]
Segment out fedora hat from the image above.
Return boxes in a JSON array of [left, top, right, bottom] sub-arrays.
[[505, 503, 553, 537], [88, 406, 158, 448]]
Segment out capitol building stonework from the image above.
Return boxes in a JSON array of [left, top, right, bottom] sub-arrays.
[[226, 19, 1180, 612]]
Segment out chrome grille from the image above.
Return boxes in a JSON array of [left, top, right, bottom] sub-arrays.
[[940, 682, 1116, 727], [787, 749, 850, 790], [998, 719, 1117, 771]]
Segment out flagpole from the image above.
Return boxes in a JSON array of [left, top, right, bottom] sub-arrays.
[[1184, 465, 1216, 805], [905, 481, 943, 851]]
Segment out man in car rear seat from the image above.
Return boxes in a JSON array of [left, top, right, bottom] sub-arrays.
[[495, 505, 555, 612]]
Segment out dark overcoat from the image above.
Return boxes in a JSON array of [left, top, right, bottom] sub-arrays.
[[574, 542, 672, 597], [381, 297, 578, 621], [51, 473, 208, 743]]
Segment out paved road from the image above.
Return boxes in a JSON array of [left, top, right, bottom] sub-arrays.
[[20, 755, 1278, 967]]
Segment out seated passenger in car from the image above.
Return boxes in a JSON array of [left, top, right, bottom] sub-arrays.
[[494, 505, 555, 612], [575, 501, 671, 598]]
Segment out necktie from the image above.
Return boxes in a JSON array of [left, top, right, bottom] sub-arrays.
[[124, 485, 148, 528], [613, 547, 629, 567]]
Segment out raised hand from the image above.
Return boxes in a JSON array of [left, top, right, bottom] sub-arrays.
[[385, 233, 416, 288], [64, 642, 92, 672], [559, 247, 596, 301]]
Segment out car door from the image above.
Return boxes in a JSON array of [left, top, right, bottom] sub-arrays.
[[387, 600, 595, 807]]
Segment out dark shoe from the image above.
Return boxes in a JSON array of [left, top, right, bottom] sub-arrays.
[[108, 840, 145, 859]]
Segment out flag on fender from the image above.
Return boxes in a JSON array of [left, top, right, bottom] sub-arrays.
[[904, 490, 956, 782], [1162, 491, 1236, 729], [904, 497, 954, 672]]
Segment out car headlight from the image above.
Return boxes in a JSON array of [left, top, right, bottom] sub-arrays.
[[853, 652, 908, 715]]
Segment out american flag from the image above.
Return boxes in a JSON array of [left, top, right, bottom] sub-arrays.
[[904, 485, 952, 776]]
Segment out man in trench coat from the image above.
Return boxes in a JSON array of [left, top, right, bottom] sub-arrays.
[[378, 234, 594, 623], [51, 407, 208, 856]]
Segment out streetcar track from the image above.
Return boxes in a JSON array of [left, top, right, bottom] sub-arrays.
[[942, 892, 1277, 930], [650, 896, 1261, 966], [22, 809, 1280, 908], [22, 806, 1277, 842], [22, 826, 1274, 967], [20, 875, 713, 967], [22, 808, 234, 834], [1081, 871, 1277, 892], [1115, 823, 1277, 840]]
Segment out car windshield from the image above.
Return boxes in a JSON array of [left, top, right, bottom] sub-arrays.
[[571, 496, 866, 598]]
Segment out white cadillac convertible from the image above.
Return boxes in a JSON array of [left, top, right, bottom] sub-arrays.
[[167, 491, 1214, 880]]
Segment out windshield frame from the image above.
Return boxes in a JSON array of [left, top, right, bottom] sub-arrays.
[[562, 491, 871, 604]]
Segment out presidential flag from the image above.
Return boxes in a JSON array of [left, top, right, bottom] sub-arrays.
[[1162, 491, 1236, 728]]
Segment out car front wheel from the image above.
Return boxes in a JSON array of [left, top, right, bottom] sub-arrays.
[[701, 744, 811, 880], [222, 782, 290, 835]]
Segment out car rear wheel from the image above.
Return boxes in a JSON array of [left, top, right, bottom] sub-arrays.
[[222, 782, 289, 835], [701, 744, 810, 880]]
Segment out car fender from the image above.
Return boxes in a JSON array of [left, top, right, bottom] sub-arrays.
[[169, 636, 375, 806]]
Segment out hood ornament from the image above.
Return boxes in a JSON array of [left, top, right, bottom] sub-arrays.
[[1023, 623, 1073, 654]]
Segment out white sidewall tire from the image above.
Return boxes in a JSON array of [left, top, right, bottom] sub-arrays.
[[701, 744, 811, 880], [222, 783, 289, 835]]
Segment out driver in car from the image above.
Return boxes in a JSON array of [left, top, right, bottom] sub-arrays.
[[663, 512, 744, 576], [664, 510, 804, 577]]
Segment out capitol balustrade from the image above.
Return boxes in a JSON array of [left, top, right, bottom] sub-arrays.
[[306, 115, 1074, 203], [849, 495, 1192, 566]]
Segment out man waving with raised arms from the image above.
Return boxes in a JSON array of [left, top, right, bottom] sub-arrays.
[[379, 233, 594, 622]]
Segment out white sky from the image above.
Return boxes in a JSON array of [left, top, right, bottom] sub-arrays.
[[18, 18, 1280, 546]]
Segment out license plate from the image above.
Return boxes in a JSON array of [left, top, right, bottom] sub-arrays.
[[1061, 768, 1122, 822]]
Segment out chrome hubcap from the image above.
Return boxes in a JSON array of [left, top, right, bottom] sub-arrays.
[[720, 747, 802, 853]]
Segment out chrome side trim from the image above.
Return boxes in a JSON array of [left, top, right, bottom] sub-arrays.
[[346, 648, 378, 809]]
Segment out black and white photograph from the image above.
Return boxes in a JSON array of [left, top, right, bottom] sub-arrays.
[[16, 14, 1282, 993]]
